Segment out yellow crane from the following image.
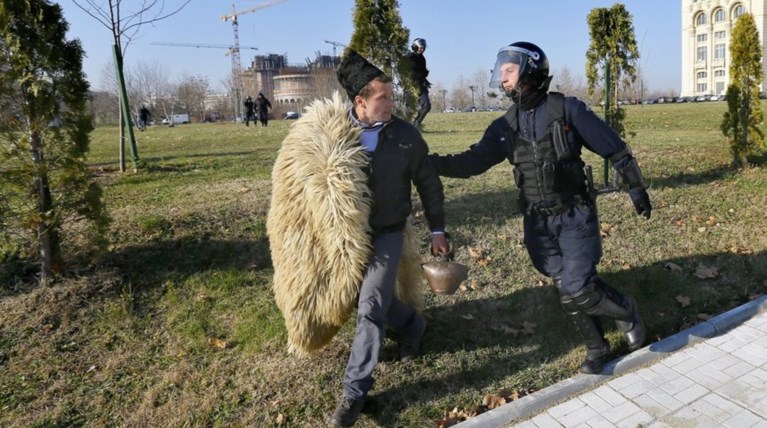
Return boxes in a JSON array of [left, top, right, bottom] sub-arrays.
[[221, 0, 288, 77]]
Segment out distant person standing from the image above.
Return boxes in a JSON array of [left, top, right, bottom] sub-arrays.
[[138, 105, 151, 131], [256, 92, 272, 127], [244, 96, 255, 126], [407, 38, 431, 129]]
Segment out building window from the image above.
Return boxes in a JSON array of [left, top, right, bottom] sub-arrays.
[[733, 5, 746, 19], [714, 43, 725, 60], [714, 9, 725, 22], [696, 13, 707, 26], [715, 30, 726, 40], [697, 34, 707, 43], [697, 71, 707, 79], [697, 83, 707, 93], [697, 46, 707, 62], [716, 82, 725, 94], [714, 69, 726, 77]]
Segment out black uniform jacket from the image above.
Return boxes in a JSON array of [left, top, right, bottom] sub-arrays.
[[369, 116, 445, 233], [431, 95, 634, 178]]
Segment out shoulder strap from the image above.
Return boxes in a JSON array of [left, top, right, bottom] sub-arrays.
[[547, 92, 566, 126], [503, 103, 519, 132]]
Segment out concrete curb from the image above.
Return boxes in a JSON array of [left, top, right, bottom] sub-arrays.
[[455, 294, 767, 428]]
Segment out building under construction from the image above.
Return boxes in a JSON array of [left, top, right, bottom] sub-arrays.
[[245, 52, 341, 113]]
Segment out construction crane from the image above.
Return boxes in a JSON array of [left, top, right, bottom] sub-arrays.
[[221, 0, 288, 77], [221, 0, 288, 122], [151, 42, 258, 57], [323, 40, 346, 57]]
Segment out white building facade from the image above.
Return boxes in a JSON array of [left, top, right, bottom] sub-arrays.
[[681, 0, 766, 97]]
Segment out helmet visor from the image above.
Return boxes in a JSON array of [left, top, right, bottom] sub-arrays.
[[488, 45, 539, 89]]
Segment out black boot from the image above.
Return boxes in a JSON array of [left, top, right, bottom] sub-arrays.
[[330, 396, 365, 427], [573, 281, 646, 351], [561, 295, 611, 374]]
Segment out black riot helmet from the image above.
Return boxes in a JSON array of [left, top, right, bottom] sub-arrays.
[[489, 41, 551, 98], [411, 38, 427, 52]]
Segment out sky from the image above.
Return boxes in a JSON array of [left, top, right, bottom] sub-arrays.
[[60, 0, 682, 94]]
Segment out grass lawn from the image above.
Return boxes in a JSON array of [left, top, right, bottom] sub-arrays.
[[2, 101, 767, 427]]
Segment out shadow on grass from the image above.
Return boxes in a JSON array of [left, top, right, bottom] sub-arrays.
[[88, 150, 257, 171], [648, 164, 735, 190], [368, 249, 767, 426], [104, 236, 272, 290]]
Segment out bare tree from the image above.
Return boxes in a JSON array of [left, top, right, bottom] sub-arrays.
[[450, 75, 471, 111], [176, 75, 209, 122], [132, 59, 170, 111], [71, 0, 192, 171], [470, 68, 490, 109]]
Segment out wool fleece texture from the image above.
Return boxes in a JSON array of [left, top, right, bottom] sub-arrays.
[[267, 92, 425, 355]]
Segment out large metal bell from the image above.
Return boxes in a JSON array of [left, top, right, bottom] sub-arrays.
[[422, 257, 469, 295]]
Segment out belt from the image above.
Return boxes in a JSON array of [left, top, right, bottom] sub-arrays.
[[528, 204, 569, 217]]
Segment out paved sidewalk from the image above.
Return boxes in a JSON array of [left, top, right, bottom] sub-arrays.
[[457, 295, 767, 428]]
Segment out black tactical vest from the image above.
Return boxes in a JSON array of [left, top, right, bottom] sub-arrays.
[[504, 92, 587, 207]]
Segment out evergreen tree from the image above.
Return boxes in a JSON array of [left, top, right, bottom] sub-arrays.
[[586, 3, 640, 139], [0, 0, 110, 282], [348, 0, 411, 111], [721, 13, 765, 167]]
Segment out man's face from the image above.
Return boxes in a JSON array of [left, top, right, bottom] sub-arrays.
[[355, 80, 394, 123], [416, 46, 425, 54], [500, 62, 521, 93]]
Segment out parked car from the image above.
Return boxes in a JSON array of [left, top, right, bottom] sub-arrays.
[[283, 111, 299, 120]]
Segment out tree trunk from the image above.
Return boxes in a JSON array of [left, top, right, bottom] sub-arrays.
[[29, 130, 60, 282]]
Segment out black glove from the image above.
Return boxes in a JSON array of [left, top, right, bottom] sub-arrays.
[[629, 188, 652, 219]]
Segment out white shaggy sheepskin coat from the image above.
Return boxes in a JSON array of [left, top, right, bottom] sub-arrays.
[[267, 92, 424, 355]]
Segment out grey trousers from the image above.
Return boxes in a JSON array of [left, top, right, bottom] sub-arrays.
[[342, 229, 418, 399]]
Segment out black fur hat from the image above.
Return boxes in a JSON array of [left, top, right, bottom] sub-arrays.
[[337, 49, 384, 101]]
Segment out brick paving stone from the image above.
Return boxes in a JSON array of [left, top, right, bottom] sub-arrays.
[[635, 365, 682, 386], [591, 385, 626, 407], [556, 403, 599, 427], [723, 360, 756, 378], [723, 408, 764, 428], [631, 393, 671, 418], [692, 393, 746, 422], [615, 408, 653, 428], [655, 372, 695, 395], [546, 398, 586, 420], [601, 401, 641, 424], [663, 406, 720, 427], [527, 412, 561, 428], [645, 421, 674, 428], [583, 414, 613, 428], [672, 382, 709, 404], [707, 353, 741, 371], [645, 388, 685, 413], [576, 391, 612, 414]]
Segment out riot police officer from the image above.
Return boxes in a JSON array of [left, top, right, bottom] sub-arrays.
[[429, 41, 651, 374], [407, 38, 432, 129]]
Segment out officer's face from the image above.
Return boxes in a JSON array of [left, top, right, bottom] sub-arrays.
[[355, 80, 394, 123], [416, 46, 425, 54], [500, 62, 521, 92]]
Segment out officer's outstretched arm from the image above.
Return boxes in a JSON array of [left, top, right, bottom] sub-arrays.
[[610, 148, 652, 220]]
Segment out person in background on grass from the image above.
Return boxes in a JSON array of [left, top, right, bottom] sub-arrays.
[[429, 41, 651, 375], [255, 92, 272, 127], [243, 96, 255, 126], [138, 105, 151, 131], [407, 38, 431, 130]]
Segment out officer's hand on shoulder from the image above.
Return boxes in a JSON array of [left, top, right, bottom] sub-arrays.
[[629, 188, 652, 219]]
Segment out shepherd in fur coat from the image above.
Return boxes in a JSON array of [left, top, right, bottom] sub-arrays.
[[268, 92, 424, 355], [268, 49, 449, 426]]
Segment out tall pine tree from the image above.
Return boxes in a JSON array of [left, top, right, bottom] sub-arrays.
[[348, 0, 411, 112], [586, 3, 640, 140], [721, 13, 765, 167], [0, 0, 109, 282]]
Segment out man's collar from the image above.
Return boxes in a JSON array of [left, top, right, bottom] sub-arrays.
[[348, 108, 389, 130]]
